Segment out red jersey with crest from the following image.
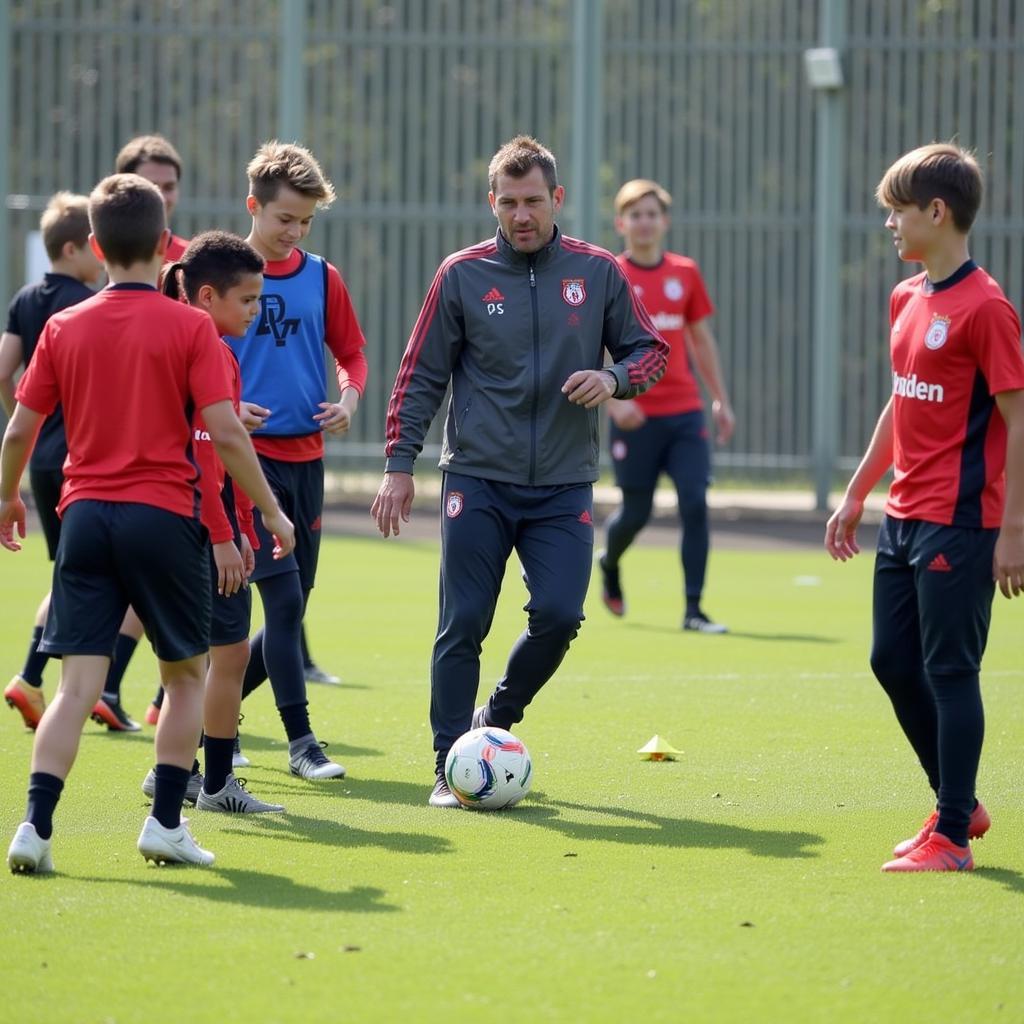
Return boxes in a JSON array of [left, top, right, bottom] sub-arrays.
[[615, 251, 714, 416], [886, 262, 1024, 528]]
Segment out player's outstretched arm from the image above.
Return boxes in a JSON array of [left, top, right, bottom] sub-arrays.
[[0, 403, 44, 551], [825, 398, 894, 562], [993, 389, 1024, 598], [371, 471, 415, 538], [201, 399, 295, 559]]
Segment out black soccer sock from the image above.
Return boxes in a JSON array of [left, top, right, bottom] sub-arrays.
[[151, 764, 191, 829], [26, 772, 64, 841], [152, 685, 165, 709], [102, 633, 139, 701], [254, 573, 307, 710], [300, 624, 314, 671], [241, 628, 268, 700], [19, 627, 50, 687], [685, 598, 702, 618], [202, 736, 234, 795], [278, 701, 312, 744]]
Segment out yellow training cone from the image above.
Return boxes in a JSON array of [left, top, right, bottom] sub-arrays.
[[637, 735, 682, 761]]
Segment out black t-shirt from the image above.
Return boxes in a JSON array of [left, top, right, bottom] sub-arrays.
[[7, 272, 95, 470]]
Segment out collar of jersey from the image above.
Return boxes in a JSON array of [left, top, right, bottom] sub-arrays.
[[107, 282, 157, 291], [923, 259, 977, 295], [495, 225, 562, 267]]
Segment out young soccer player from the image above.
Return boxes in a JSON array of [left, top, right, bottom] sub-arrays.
[[154, 230, 285, 813], [826, 143, 1024, 873], [227, 141, 368, 779], [1, 194, 102, 728], [598, 179, 735, 633], [2, 174, 294, 872], [115, 133, 190, 261]]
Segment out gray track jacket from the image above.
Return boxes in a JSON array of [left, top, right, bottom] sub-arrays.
[[384, 227, 669, 486]]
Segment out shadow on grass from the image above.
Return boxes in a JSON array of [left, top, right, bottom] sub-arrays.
[[514, 797, 824, 860], [256, 775, 434, 808], [77, 869, 399, 912], [236, 733, 383, 758], [216, 811, 453, 856], [974, 866, 1024, 896], [622, 622, 838, 644]]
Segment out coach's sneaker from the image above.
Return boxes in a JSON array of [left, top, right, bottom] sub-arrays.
[[683, 610, 728, 634], [4, 675, 46, 730], [141, 767, 205, 806], [91, 694, 141, 732], [289, 740, 346, 780], [882, 831, 974, 873], [137, 816, 214, 867], [305, 663, 342, 686], [597, 553, 626, 617], [196, 774, 285, 814], [892, 802, 991, 858], [429, 775, 462, 809], [7, 822, 54, 874]]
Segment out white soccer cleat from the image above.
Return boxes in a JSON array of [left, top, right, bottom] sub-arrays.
[[196, 774, 285, 814], [288, 740, 345, 780], [7, 822, 54, 874], [137, 816, 215, 866]]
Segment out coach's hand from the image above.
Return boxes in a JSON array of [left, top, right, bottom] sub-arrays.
[[607, 398, 646, 431], [825, 496, 863, 561], [262, 507, 295, 560], [212, 540, 245, 596], [563, 369, 617, 409], [0, 497, 26, 552], [239, 401, 271, 432], [993, 524, 1024, 598], [372, 472, 415, 538]]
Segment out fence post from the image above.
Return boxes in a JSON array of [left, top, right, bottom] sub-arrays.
[[278, 0, 306, 141], [571, 0, 604, 243], [809, 0, 846, 511]]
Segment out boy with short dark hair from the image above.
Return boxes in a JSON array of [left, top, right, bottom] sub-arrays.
[[227, 141, 368, 779], [826, 143, 1024, 872], [1, 192, 103, 728], [2, 174, 294, 871]]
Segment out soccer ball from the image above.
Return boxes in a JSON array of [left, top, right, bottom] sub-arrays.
[[444, 727, 533, 810]]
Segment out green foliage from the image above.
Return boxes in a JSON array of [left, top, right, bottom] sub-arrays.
[[1, 534, 1022, 1022]]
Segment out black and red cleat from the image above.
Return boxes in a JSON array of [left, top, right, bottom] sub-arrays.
[[597, 552, 626, 617]]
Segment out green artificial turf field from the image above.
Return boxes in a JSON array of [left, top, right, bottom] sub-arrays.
[[1, 528, 1021, 1023]]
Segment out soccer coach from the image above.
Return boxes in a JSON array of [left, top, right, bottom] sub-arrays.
[[372, 135, 669, 807]]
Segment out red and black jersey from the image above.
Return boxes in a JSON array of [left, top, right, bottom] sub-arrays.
[[165, 233, 190, 263], [16, 284, 232, 519], [615, 251, 714, 417], [886, 261, 1024, 528]]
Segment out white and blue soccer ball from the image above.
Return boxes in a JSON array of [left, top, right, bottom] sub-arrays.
[[444, 727, 533, 810]]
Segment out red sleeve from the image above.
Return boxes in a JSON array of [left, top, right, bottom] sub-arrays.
[[194, 422, 234, 544], [324, 263, 369, 396], [14, 323, 60, 415], [969, 297, 1024, 395], [684, 263, 714, 324], [234, 484, 260, 550], [188, 315, 234, 411]]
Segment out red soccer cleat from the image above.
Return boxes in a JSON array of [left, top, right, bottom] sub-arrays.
[[144, 702, 160, 726], [882, 831, 974, 873], [4, 676, 46, 730], [892, 802, 991, 858], [597, 553, 626, 617]]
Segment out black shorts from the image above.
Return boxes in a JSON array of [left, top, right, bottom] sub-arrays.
[[249, 454, 323, 591], [872, 515, 998, 676], [40, 500, 211, 663], [29, 466, 64, 561], [609, 410, 711, 495], [208, 496, 252, 647]]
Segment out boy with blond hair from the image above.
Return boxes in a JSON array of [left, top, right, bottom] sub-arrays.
[[1, 193, 103, 728], [2, 174, 294, 870], [227, 141, 368, 779], [826, 143, 1024, 872]]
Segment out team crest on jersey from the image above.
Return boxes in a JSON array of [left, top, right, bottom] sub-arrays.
[[446, 491, 464, 518], [663, 277, 684, 301], [562, 279, 587, 306], [924, 314, 951, 350]]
